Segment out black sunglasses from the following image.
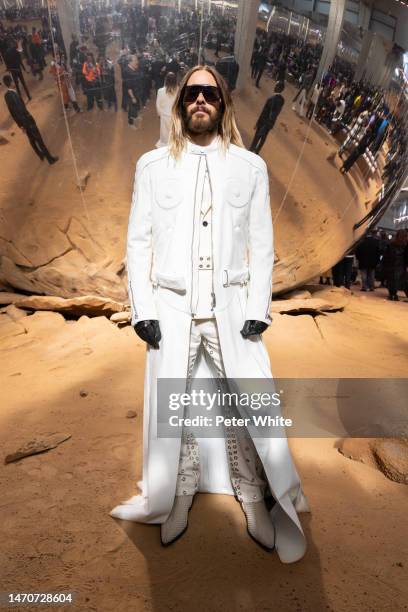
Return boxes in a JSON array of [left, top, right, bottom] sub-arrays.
[[183, 84, 221, 105]]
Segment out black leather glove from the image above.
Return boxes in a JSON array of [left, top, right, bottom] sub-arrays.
[[240, 320, 268, 338], [134, 320, 161, 349]]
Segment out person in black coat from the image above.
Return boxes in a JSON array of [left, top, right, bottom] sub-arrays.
[[3, 74, 58, 164], [253, 49, 268, 89], [250, 81, 285, 155], [355, 231, 380, 291], [4, 40, 31, 100], [340, 128, 374, 174], [382, 230, 408, 301], [124, 55, 143, 127]]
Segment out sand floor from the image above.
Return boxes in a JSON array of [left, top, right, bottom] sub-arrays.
[[0, 287, 407, 612]]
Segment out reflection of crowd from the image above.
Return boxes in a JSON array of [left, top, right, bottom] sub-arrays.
[[330, 229, 408, 302], [1, 2, 239, 153], [250, 27, 408, 303], [249, 26, 404, 175]]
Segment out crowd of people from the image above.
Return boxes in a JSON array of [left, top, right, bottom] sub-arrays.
[[1, 2, 240, 132], [249, 25, 407, 181], [326, 228, 408, 302]]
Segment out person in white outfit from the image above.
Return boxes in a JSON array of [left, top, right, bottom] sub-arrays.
[[155, 71, 177, 147], [110, 65, 309, 563]]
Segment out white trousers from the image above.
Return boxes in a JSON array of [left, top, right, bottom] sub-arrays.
[[175, 318, 267, 503]]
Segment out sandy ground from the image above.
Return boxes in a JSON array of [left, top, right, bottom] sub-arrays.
[[1, 286, 408, 612]]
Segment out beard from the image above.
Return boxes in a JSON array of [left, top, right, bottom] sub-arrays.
[[185, 105, 221, 135]]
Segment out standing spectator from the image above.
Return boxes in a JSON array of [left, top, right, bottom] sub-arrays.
[[99, 56, 117, 112], [253, 48, 268, 89], [50, 56, 81, 113], [31, 27, 45, 69], [370, 113, 389, 156], [332, 253, 354, 289], [382, 230, 408, 301], [155, 71, 177, 147], [118, 46, 130, 111], [27, 34, 44, 81], [82, 53, 103, 111], [338, 109, 369, 156], [329, 96, 346, 134], [292, 67, 315, 117], [124, 54, 142, 128], [275, 56, 287, 83], [0, 33, 7, 65], [251, 45, 261, 79], [151, 54, 166, 92], [3, 74, 58, 164], [4, 40, 31, 101], [250, 81, 285, 155], [355, 231, 381, 291], [69, 34, 81, 84], [306, 82, 322, 120], [340, 129, 373, 174]]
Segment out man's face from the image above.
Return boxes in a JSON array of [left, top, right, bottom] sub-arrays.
[[183, 70, 222, 135]]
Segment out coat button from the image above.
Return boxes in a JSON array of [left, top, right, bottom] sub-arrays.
[[203, 221, 208, 226]]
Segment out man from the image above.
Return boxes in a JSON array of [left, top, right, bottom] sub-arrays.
[[332, 252, 354, 289], [250, 81, 285, 155], [3, 74, 58, 165], [382, 230, 408, 301], [4, 40, 31, 101], [124, 54, 142, 127], [110, 66, 308, 564], [355, 230, 381, 291], [253, 47, 268, 89], [99, 55, 117, 112]]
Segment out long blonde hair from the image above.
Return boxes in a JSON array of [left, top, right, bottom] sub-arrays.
[[168, 65, 244, 159]]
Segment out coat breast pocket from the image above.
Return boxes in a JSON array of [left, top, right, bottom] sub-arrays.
[[154, 178, 182, 210], [224, 177, 251, 209]]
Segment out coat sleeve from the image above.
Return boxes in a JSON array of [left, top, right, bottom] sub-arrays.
[[245, 161, 274, 325], [127, 159, 159, 326]]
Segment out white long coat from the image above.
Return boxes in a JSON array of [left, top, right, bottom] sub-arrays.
[[110, 138, 310, 563], [155, 86, 177, 148]]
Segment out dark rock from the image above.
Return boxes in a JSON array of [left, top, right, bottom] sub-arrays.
[[5, 433, 71, 463]]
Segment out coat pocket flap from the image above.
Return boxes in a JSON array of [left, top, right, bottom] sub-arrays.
[[154, 271, 186, 292], [222, 267, 250, 287]]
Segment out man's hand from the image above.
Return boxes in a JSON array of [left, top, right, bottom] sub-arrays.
[[134, 320, 161, 348], [240, 320, 268, 338]]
